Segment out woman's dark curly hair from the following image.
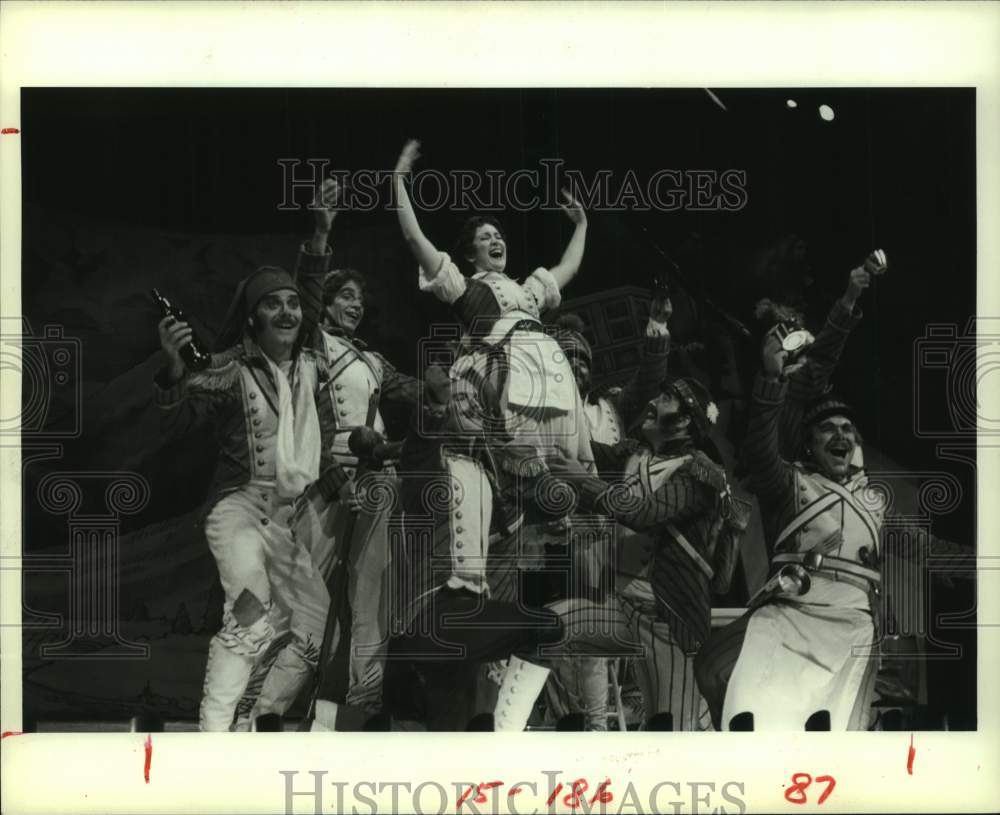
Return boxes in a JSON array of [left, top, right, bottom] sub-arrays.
[[322, 268, 367, 308], [453, 215, 506, 276]]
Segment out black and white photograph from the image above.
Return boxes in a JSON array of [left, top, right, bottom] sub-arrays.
[[2, 3, 998, 814]]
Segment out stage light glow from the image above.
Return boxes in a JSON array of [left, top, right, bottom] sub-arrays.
[[819, 104, 835, 122], [786, 99, 798, 108]]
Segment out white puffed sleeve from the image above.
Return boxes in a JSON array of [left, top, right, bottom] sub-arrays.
[[417, 251, 468, 305], [522, 267, 561, 314], [645, 318, 670, 337]]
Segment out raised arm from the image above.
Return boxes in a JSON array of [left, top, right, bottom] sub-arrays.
[[546, 189, 588, 291], [616, 293, 673, 427], [788, 263, 868, 402], [295, 177, 339, 347], [744, 337, 798, 507], [152, 316, 235, 438], [393, 140, 443, 277]]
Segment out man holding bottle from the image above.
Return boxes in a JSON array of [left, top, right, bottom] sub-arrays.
[[155, 267, 346, 731]]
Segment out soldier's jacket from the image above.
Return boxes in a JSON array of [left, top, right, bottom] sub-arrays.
[[293, 243, 421, 476], [152, 244, 367, 507], [745, 373, 973, 581], [153, 337, 346, 506], [572, 440, 740, 654], [778, 297, 861, 460]]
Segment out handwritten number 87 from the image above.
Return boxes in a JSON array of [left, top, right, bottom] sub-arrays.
[[784, 773, 836, 805]]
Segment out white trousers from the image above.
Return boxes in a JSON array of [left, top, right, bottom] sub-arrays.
[[200, 483, 329, 731]]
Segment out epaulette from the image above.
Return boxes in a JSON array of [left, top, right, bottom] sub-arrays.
[[684, 449, 729, 495], [188, 358, 241, 392], [495, 446, 549, 479]]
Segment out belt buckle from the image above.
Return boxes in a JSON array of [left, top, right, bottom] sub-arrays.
[[803, 551, 824, 570]]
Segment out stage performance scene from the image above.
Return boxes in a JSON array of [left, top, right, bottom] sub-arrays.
[[15, 87, 978, 733]]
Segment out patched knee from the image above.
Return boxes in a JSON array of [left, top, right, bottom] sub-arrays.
[[217, 588, 274, 657]]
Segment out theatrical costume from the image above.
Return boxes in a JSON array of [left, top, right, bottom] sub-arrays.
[[548, 379, 748, 732], [387, 359, 565, 731], [290, 244, 420, 713], [154, 268, 345, 731], [417, 255, 595, 471], [543, 315, 673, 730], [696, 377, 971, 731]]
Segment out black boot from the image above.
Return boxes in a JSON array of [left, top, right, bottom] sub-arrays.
[[728, 711, 754, 731], [556, 713, 586, 731], [645, 712, 674, 731]]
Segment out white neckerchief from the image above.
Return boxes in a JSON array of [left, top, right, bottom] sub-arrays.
[[266, 356, 320, 499]]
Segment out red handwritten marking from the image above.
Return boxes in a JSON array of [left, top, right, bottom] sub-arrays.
[[508, 786, 523, 797], [907, 733, 916, 775], [456, 785, 475, 810], [815, 775, 836, 805], [1, 128, 19, 135], [1, 731, 24, 739], [784, 773, 812, 805], [476, 782, 501, 803], [546, 783, 564, 806], [143, 735, 152, 784], [783, 773, 835, 805], [590, 779, 613, 805], [564, 779, 590, 809], [458, 782, 503, 810]]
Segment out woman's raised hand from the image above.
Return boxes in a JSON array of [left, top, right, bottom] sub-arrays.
[[395, 139, 422, 175], [559, 188, 587, 227]]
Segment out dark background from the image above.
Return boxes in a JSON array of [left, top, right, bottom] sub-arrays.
[[17, 88, 977, 726]]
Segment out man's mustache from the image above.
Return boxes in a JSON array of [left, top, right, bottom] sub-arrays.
[[657, 411, 685, 432]]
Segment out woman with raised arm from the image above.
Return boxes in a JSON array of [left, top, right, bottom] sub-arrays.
[[392, 139, 594, 472]]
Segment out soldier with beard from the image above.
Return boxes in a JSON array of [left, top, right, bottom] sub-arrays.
[[155, 267, 346, 731], [544, 377, 748, 732]]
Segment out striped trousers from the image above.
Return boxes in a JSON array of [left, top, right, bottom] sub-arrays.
[[545, 594, 707, 731], [292, 475, 396, 713]]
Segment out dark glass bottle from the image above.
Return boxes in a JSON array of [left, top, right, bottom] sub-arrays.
[[151, 288, 211, 372]]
